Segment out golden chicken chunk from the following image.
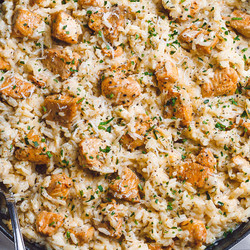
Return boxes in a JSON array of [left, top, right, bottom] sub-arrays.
[[243, 122, 250, 136], [101, 72, 141, 106], [179, 25, 219, 54], [202, 68, 238, 97], [51, 11, 82, 44], [155, 61, 179, 92], [120, 114, 152, 151], [196, 148, 216, 169], [43, 49, 80, 80], [164, 88, 193, 127], [43, 94, 79, 127], [36, 211, 64, 236], [69, 227, 95, 245], [109, 167, 140, 203], [0, 77, 35, 99], [0, 57, 10, 71], [28, 74, 47, 88], [230, 10, 250, 38], [88, 7, 125, 43], [148, 244, 163, 250], [181, 219, 207, 247], [169, 163, 212, 188], [32, 0, 46, 5], [47, 173, 73, 199], [15, 133, 50, 164], [79, 138, 106, 172], [78, 0, 100, 6], [97, 200, 123, 239], [12, 9, 42, 38]]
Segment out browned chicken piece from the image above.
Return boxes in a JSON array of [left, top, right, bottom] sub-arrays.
[[98, 199, 123, 239], [51, 11, 82, 44], [43, 94, 79, 127], [36, 211, 64, 236], [102, 46, 123, 58], [169, 163, 212, 188], [15, 133, 50, 164], [28, 74, 47, 88], [196, 148, 216, 169], [31, 0, 47, 5], [120, 114, 151, 151], [181, 219, 207, 247], [43, 49, 80, 80], [202, 68, 238, 97], [230, 10, 250, 38], [155, 61, 179, 92], [243, 122, 250, 136], [101, 72, 141, 106], [0, 57, 10, 71], [79, 138, 105, 171], [109, 167, 140, 203], [78, 0, 100, 6], [69, 227, 95, 244], [47, 173, 73, 199], [148, 244, 163, 250], [88, 7, 125, 43], [12, 9, 42, 38], [179, 25, 219, 54], [164, 88, 193, 127], [0, 77, 35, 99]]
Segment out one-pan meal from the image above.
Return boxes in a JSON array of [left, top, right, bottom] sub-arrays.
[[0, 0, 249, 249]]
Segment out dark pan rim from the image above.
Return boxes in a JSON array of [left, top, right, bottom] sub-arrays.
[[0, 216, 249, 249]]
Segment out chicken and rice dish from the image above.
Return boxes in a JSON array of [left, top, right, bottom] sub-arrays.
[[0, 0, 249, 249]]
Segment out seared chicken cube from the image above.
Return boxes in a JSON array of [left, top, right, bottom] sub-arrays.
[[32, 0, 46, 5], [88, 7, 125, 43], [202, 68, 238, 97], [230, 10, 250, 38], [120, 114, 152, 151], [47, 173, 72, 199], [155, 61, 179, 92], [169, 163, 212, 188], [196, 148, 216, 169], [97, 200, 123, 239], [15, 133, 50, 164], [51, 11, 82, 44], [0, 57, 10, 71], [243, 122, 250, 136], [36, 211, 64, 236], [79, 138, 106, 172], [179, 25, 219, 54], [164, 88, 193, 127], [78, 0, 100, 6], [148, 244, 163, 250], [69, 226, 95, 244], [44, 94, 79, 127], [0, 77, 35, 99], [109, 167, 140, 203], [43, 48, 80, 80], [181, 219, 207, 247], [12, 9, 42, 38], [28, 74, 47, 88], [101, 72, 141, 106]]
